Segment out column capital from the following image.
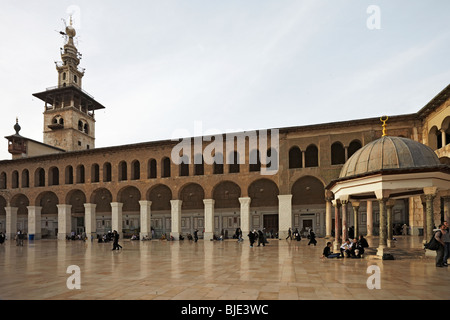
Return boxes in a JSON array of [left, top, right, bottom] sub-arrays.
[[375, 189, 391, 200], [110, 202, 123, 209], [423, 186, 438, 196], [351, 201, 360, 208], [84, 203, 97, 209], [332, 199, 341, 207], [203, 199, 215, 206], [238, 197, 251, 205], [56, 204, 71, 209], [278, 194, 293, 201], [139, 200, 152, 207], [386, 199, 396, 208]]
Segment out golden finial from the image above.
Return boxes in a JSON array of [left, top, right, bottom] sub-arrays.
[[380, 115, 388, 137], [69, 15, 73, 26]]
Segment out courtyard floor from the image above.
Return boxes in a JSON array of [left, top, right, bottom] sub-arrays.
[[0, 235, 448, 300]]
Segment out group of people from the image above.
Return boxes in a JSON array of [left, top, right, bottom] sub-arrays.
[[247, 229, 269, 247], [322, 235, 369, 259], [286, 228, 317, 245]]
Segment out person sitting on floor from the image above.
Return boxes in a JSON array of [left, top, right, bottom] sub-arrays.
[[340, 239, 352, 257], [322, 242, 341, 259]]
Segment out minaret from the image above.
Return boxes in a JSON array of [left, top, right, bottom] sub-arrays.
[[32, 18, 105, 152]]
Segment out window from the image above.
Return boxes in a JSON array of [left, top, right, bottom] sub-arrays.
[[305, 145, 318, 167], [148, 159, 157, 179], [331, 142, 345, 165], [289, 146, 302, 169], [103, 162, 112, 182], [162, 157, 171, 178]]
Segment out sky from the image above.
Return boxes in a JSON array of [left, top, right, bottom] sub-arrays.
[[0, 0, 449, 161]]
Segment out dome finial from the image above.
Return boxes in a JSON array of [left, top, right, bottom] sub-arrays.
[[14, 117, 21, 134], [380, 115, 389, 137]]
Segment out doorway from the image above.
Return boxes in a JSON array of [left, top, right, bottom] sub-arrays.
[[263, 214, 278, 238]]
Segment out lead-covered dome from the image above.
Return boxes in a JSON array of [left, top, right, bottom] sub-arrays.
[[339, 136, 441, 178]]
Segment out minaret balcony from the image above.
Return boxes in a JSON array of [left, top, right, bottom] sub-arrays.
[[8, 142, 27, 155]]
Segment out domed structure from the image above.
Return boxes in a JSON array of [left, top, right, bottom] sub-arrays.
[[339, 136, 442, 179]]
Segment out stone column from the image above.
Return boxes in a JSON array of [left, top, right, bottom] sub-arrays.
[[351, 201, 360, 239], [442, 130, 447, 147], [278, 194, 292, 240], [239, 197, 251, 236], [424, 187, 437, 244], [366, 200, 373, 237], [139, 200, 152, 240], [301, 151, 306, 168], [341, 200, 348, 241], [57, 204, 72, 240], [332, 200, 341, 252], [377, 198, 387, 256], [170, 200, 182, 240], [27, 206, 42, 240], [5, 206, 18, 240], [386, 199, 396, 248], [420, 195, 427, 243], [84, 203, 97, 240], [203, 199, 215, 241], [111, 202, 123, 239], [325, 195, 333, 239]]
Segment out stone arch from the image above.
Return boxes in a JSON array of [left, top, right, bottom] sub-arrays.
[[118, 186, 141, 212], [66, 189, 87, 214], [35, 191, 59, 214], [212, 181, 241, 209], [147, 184, 172, 211], [291, 175, 325, 205], [179, 183, 205, 210], [11, 194, 29, 215], [440, 116, 450, 147], [91, 188, 113, 213], [428, 125, 439, 150], [248, 178, 279, 207]]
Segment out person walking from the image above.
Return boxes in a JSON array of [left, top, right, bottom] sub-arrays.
[[248, 230, 257, 247], [286, 228, 292, 240], [307, 229, 317, 246], [257, 230, 265, 247], [194, 229, 199, 243], [112, 230, 122, 251]]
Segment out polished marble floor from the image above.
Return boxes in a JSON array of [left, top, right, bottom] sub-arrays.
[[0, 236, 448, 300]]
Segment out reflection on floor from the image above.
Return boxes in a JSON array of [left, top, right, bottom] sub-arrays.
[[0, 236, 448, 300]]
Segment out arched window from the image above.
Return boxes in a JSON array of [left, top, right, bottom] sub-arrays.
[[0, 172, 7, 189], [84, 123, 89, 134], [35, 168, 45, 187], [103, 162, 112, 182], [305, 144, 318, 167], [289, 146, 302, 169], [162, 157, 171, 178], [65, 166, 73, 184], [249, 150, 261, 172], [228, 151, 240, 173], [76, 165, 85, 184], [21, 169, 29, 188], [74, 74, 78, 83], [131, 160, 140, 180], [213, 153, 224, 174], [49, 167, 59, 186], [12, 171, 19, 189], [194, 154, 204, 176], [62, 72, 66, 80], [266, 148, 278, 171], [148, 159, 157, 179], [92, 164, 100, 183], [348, 140, 362, 158], [119, 161, 127, 181], [78, 120, 83, 131], [331, 142, 345, 165], [180, 155, 190, 177]]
